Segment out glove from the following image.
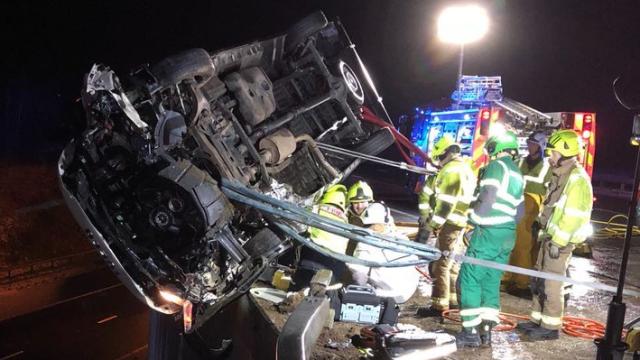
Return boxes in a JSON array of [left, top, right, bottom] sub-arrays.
[[416, 228, 431, 244], [548, 242, 560, 259]]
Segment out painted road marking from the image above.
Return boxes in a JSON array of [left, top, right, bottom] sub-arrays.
[[0, 350, 25, 360], [97, 314, 118, 324], [113, 345, 148, 360]]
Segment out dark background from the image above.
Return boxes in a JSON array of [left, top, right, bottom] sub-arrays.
[[3, 0, 640, 175]]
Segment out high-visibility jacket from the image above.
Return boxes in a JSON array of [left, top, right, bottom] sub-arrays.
[[427, 158, 476, 229], [308, 204, 349, 254], [545, 167, 593, 246], [418, 175, 436, 219], [469, 157, 524, 227], [519, 157, 552, 196]]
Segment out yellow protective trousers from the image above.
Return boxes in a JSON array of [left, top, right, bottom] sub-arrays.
[[504, 193, 542, 289]]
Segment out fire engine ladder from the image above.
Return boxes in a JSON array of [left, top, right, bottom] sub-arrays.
[[493, 97, 552, 127]]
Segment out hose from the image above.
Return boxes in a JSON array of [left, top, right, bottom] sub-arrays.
[[441, 309, 619, 340], [591, 212, 640, 240]]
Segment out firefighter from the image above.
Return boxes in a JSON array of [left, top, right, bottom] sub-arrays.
[[347, 180, 374, 226], [416, 135, 476, 317], [456, 131, 524, 348], [519, 130, 593, 341], [503, 131, 552, 297], [292, 184, 349, 289], [345, 181, 374, 255]]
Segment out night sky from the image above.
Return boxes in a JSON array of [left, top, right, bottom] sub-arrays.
[[3, 0, 640, 175]]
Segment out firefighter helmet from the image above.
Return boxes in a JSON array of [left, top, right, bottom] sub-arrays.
[[546, 130, 581, 158], [319, 184, 348, 211], [430, 134, 460, 160], [485, 131, 519, 157], [361, 202, 392, 226], [347, 181, 374, 204]]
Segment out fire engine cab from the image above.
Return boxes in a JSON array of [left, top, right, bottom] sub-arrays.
[[402, 76, 596, 178]]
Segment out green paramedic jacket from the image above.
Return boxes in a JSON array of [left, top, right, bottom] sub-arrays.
[[545, 166, 593, 247], [519, 157, 552, 196], [469, 157, 524, 227], [423, 158, 476, 229]]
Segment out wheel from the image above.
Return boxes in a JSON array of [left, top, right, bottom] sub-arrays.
[[151, 48, 215, 87], [284, 11, 328, 55], [350, 127, 395, 156]]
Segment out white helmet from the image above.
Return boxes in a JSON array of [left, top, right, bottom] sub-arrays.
[[361, 203, 393, 226], [527, 131, 548, 157]]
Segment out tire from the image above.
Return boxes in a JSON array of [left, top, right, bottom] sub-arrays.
[[151, 48, 215, 87], [284, 11, 328, 55], [350, 127, 395, 156]]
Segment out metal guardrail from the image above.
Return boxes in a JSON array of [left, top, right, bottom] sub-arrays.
[[0, 249, 99, 285], [592, 173, 634, 199]]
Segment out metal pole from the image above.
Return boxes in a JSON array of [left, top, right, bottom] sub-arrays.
[[457, 43, 464, 88], [455, 44, 464, 107], [596, 143, 640, 358], [615, 145, 640, 301]]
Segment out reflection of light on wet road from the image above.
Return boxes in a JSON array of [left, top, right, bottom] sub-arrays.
[[491, 332, 534, 360], [569, 257, 597, 298]]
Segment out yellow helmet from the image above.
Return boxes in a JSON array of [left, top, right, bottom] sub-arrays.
[[430, 134, 460, 160], [347, 181, 373, 203], [545, 130, 580, 158], [319, 184, 348, 210]]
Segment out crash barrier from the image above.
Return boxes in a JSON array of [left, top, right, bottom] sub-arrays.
[[220, 179, 640, 298], [592, 173, 634, 199], [0, 249, 99, 285]]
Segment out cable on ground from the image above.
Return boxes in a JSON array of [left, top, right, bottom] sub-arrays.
[[441, 309, 616, 340]]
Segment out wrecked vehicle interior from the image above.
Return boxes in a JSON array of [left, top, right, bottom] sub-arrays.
[[57, 12, 407, 333]]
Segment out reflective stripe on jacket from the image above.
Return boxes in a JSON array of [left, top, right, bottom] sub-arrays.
[[308, 204, 349, 254], [470, 157, 524, 226], [428, 158, 477, 229], [519, 157, 552, 196], [418, 175, 436, 218], [546, 167, 593, 246]]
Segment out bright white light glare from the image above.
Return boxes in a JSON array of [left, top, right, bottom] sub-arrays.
[[437, 4, 489, 45], [489, 122, 506, 137], [160, 289, 184, 305]]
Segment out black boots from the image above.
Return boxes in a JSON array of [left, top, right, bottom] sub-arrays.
[[416, 306, 443, 318], [526, 326, 559, 341], [479, 321, 494, 347], [516, 321, 539, 331], [455, 327, 481, 348]]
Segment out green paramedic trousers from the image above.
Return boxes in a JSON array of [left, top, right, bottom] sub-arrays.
[[459, 224, 516, 328]]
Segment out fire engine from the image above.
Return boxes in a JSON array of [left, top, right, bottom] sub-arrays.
[[401, 76, 596, 178]]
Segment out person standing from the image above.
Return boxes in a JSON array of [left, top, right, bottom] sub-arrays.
[[518, 130, 593, 341], [416, 135, 476, 317], [456, 131, 524, 348], [503, 131, 552, 297]]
